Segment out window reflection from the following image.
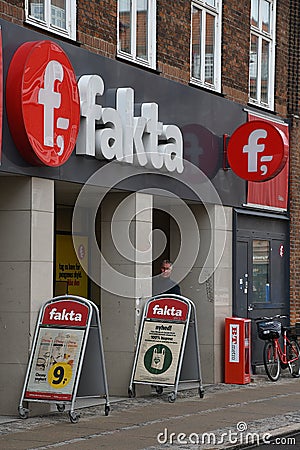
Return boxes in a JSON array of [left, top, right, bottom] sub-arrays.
[[249, 0, 274, 107], [118, 0, 153, 66], [192, 7, 202, 79], [253, 240, 270, 303], [119, 0, 132, 54], [261, 39, 269, 103], [29, 0, 45, 21], [261, 0, 270, 33], [250, 35, 258, 100], [205, 13, 215, 84], [136, 0, 148, 60], [51, 0, 66, 29], [191, 5, 216, 86], [251, 0, 259, 27]]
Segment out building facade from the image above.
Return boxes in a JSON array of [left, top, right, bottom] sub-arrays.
[[0, 0, 297, 415]]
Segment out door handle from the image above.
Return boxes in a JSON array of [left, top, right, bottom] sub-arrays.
[[239, 274, 248, 294], [239, 278, 243, 290]]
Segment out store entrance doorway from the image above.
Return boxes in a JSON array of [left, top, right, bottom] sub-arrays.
[[233, 212, 289, 369]]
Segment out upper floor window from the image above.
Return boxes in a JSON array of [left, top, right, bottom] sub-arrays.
[[190, 0, 222, 92], [25, 0, 76, 41], [118, 0, 156, 69], [249, 0, 276, 109]]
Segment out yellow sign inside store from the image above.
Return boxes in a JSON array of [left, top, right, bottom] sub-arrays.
[[55, 234, 88, 297]]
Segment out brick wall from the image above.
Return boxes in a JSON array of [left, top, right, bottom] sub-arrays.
[[289, 116, 300, 323], [222, 0, 250, 104], [0, 0, 23, 25], [287, 0, 300, 117], [77, 0, 117, 57], [156, 0, 190, 83], [274, 0, 289, 117], [287, 1, 300, 323], [0, 1, 291, 118], [222, 0, 290, 114]]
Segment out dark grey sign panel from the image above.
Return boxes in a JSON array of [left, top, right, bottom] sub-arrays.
[[0, 19, 246, 206]]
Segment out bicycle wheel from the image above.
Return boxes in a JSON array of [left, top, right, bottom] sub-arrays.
[[263, 341, 280, 381], [287, 339, 300, 378]]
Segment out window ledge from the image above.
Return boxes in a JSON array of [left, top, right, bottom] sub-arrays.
[[24, 18, 76, 42], [247, 101, 276, 115], [189, 80, 224, 97], [116, 54, 160, 74]]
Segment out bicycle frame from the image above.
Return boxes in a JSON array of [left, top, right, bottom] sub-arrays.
[[256, 314, 300, 381], [271, 330, 298, 366]]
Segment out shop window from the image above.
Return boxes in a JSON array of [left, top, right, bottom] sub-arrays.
[[117, 0, 156, 69], [190, 0, 222, 92], [252, 239, 270, 303], [25, 0, 76, 41], [249, 0, 276, 109]]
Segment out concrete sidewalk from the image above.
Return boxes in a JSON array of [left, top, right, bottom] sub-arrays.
[[1, 374, 300, 449]]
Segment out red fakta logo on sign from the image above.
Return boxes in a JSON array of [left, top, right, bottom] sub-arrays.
[[6, 41, 80, 167], [147, 298, 188, 321], [42, 300, 89, 327], [227, 120, 288, 182]]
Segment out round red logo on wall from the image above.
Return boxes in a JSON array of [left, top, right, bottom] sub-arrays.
[[6, 40, 80, 167], [227, 120, 287, 182]]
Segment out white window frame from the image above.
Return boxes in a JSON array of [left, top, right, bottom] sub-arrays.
[[190, 0, 222, 92], [25, 1, 76, 41], [117, 0, 156, 69], [249, 0, 276, 110]]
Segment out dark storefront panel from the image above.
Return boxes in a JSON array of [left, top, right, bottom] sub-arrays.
[[0, 18, 246, 207]]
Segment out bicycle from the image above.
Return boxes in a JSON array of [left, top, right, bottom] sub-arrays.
[[255, 315, 300, 382]]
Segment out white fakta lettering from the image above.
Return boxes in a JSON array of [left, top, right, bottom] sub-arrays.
[[48, 307, 82, 321], [76, 75, 184, 173], [152, 304, 183, 317]]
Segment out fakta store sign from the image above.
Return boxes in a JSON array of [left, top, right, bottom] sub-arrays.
[[6, 40, 184, 173], [227, 120, 288, 182], [3, 35, 288, 184], [146, 297, 189, 321], [42, 299, 89, 327]]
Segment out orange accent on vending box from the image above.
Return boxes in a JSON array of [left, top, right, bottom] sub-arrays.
[[225, 317, 251, 384]]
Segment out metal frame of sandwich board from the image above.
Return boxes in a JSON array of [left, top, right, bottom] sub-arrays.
[[128, 294, 204, 403], [18, 295, 110, 423]]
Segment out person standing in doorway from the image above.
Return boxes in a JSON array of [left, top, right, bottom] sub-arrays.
[[152, 259, 181, 296]]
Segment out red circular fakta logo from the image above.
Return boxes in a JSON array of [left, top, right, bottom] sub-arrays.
[[227, 120, 288, 182], [6, 40, 80, 167]]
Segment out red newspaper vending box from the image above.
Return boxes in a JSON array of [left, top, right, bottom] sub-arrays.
[[225, 317, 251, 384]]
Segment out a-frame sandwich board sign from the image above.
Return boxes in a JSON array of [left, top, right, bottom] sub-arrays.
[[18, 295, 110, 423], [129, 294, 204, 403]]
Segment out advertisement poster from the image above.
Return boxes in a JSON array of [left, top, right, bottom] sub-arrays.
[[229, 323, 240, 363], [25, 327, 85, 401], [134, 321, 185, 385], [55, 234, 88, 297]]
